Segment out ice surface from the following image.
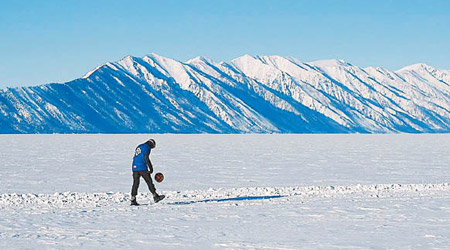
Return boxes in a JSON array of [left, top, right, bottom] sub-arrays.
[[2, 134, 450, 193], [1, 134, 450, 249]]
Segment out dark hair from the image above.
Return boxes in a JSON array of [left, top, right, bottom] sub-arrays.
[[147, 139, 156, 148]]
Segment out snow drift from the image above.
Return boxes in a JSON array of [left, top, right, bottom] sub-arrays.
[[2, 183, 450, 209]]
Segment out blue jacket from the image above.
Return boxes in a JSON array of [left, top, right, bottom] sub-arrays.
[[132, 143, 152, 172]]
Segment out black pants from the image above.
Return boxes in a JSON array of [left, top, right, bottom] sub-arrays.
[[131, 171, 156, 197]]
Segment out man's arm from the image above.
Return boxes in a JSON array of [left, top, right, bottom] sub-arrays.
[[144, 152, 153, 173]]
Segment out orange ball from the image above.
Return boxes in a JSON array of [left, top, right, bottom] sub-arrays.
[[154, 172, 164, 183]]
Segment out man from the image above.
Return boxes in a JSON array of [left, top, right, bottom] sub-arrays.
[[130, 139, 164, 205]]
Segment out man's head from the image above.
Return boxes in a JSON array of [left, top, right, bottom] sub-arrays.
[[146, 139, 156, 149]]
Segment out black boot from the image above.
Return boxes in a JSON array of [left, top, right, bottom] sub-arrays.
[[130, 196, 139, 206], [153, 194, 165, 203]]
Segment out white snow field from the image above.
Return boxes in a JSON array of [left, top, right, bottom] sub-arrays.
[[1, 134, 450, 249]]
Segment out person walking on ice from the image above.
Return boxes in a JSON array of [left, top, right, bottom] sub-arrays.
[[130, 139, 164, 205]]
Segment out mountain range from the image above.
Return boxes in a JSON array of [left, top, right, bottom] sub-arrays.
[[1, 53, 450, 134]]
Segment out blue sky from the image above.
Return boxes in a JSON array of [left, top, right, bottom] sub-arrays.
[[1, 0, 449, 88]]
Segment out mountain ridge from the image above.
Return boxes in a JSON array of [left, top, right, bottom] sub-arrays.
[[1, 53, 450, 134]]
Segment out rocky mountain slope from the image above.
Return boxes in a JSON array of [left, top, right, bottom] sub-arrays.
[[1, 53, 450, 133]]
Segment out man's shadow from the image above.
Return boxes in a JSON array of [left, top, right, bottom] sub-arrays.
[[166, 195, 285, 205]]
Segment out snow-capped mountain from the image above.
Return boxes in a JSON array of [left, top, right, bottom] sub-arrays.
[[1, 53, 450, 133]]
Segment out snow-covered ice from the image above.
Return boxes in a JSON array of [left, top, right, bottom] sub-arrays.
[[1, 134, 450, 249]]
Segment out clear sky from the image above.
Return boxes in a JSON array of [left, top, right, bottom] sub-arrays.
[[1, 0, 449, 88]]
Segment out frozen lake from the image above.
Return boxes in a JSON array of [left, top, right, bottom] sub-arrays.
[[1, 134, 450, 249], [2, 134, 450, 193]]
